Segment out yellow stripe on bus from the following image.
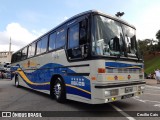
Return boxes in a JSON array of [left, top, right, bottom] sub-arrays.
[[16, 68, 50, 85], [66, 84, 91, 94]]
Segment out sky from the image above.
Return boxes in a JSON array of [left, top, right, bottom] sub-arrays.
[[0, 0, 160, 52]]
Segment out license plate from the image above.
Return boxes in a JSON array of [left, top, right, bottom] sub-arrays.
[[111, 89, 118, 96], [122, 94, 133, 99], [125, 87, 133, 93]]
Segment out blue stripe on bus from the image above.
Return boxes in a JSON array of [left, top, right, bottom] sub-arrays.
[[66, 86, 91, 99], [105, 62, 143, 69], [13, 63, 91, 99]]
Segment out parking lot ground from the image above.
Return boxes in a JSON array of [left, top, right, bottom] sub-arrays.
[[145, 79, 160, 87], [0, 79, 160, 120]]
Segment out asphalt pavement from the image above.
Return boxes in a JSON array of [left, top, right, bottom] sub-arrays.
[[0, 78, 160, 120], [145, 78, 160, 87]]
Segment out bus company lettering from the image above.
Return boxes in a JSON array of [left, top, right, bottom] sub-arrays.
[[71, 78, 85, 86]]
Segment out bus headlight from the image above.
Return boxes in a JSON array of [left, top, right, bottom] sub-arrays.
[[104, 91, 111, 96], [104, 89, 119, 96], [141, 86, 145, 90], [138, 86, 145, 91]]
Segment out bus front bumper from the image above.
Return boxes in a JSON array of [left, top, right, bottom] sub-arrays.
[[91, 81, 145, 104]]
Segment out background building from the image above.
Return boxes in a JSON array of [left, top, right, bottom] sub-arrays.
[[0, 51, 13, 64], [0, 38, 13, 64]]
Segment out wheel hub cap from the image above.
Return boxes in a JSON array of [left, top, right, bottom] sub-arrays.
[[54, 83, 61, 98]]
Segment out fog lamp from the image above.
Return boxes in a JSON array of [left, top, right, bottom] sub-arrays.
[[112, 97, 116, 101], [141, 86, 145, 90], [104, 91, 111, 96], [105, 99, 109, 103]]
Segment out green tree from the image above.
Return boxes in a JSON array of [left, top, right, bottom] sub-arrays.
[[156, 30, 160, 50], [138, 39, 158, 56], [146, 39, 157, 54], [138, 39, 150, 55], [156, 30, 160, 41]]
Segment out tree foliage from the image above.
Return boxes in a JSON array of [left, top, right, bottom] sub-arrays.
[[138, 29, 160, 56], [156, 30, 160, 41], [156, 29, 160, 51]]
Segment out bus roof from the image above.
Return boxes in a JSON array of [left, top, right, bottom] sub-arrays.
[[48, 10, 135, 34], [13, 10, 135, 54], [52, 9, 135, 30]]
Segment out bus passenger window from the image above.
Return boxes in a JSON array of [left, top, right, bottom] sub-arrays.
[[56, 29, 66, 49], [41, 36, 48, 53], [16, 51, 22, 61], [21, 47, 27, 60], [28, 45, 32, 57], [31, 43, 36, 56], [68, 24, 79, 49], [49, 32, 56, 51], [36, 40, 41, 55], [28, 43, 36, 57], [11, 54, 16, 63], [36, 36, 47, 55]]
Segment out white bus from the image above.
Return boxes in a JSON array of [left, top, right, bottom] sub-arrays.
[[11, 10, 145, 104]]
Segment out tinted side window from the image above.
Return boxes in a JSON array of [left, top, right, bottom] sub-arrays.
[[28, 43, 36, 58], [49, 32, 56, 51], [56, 29, 66, 49], [31, 43, 36, 56], [41, 36, 48, 53], [22, 47, 28, 60], [68, 24, 79, 49], [36, 37, 48, 55], [14, 54, 18, 62], [17, 51, 22, 61], [12, 53, 17, 63], [11, 54, 16, 63], [28, 45, 32, 57], [36, 40, 41, 55], [67, 19, 89, 60]]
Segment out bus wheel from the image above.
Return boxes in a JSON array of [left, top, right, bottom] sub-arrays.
[[15, 76, 19, 88], [53, 77, 66, 103]]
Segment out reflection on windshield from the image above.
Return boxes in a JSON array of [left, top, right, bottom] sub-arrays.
[[92, 15, 138, 58], [122, 25, 137, 57]]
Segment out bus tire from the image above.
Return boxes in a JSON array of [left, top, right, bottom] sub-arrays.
[[15, 76, 20, 88], [52, 77, 66, 103]]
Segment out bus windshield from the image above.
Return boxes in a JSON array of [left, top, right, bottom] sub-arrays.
[[92, 15, 138, 58]]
